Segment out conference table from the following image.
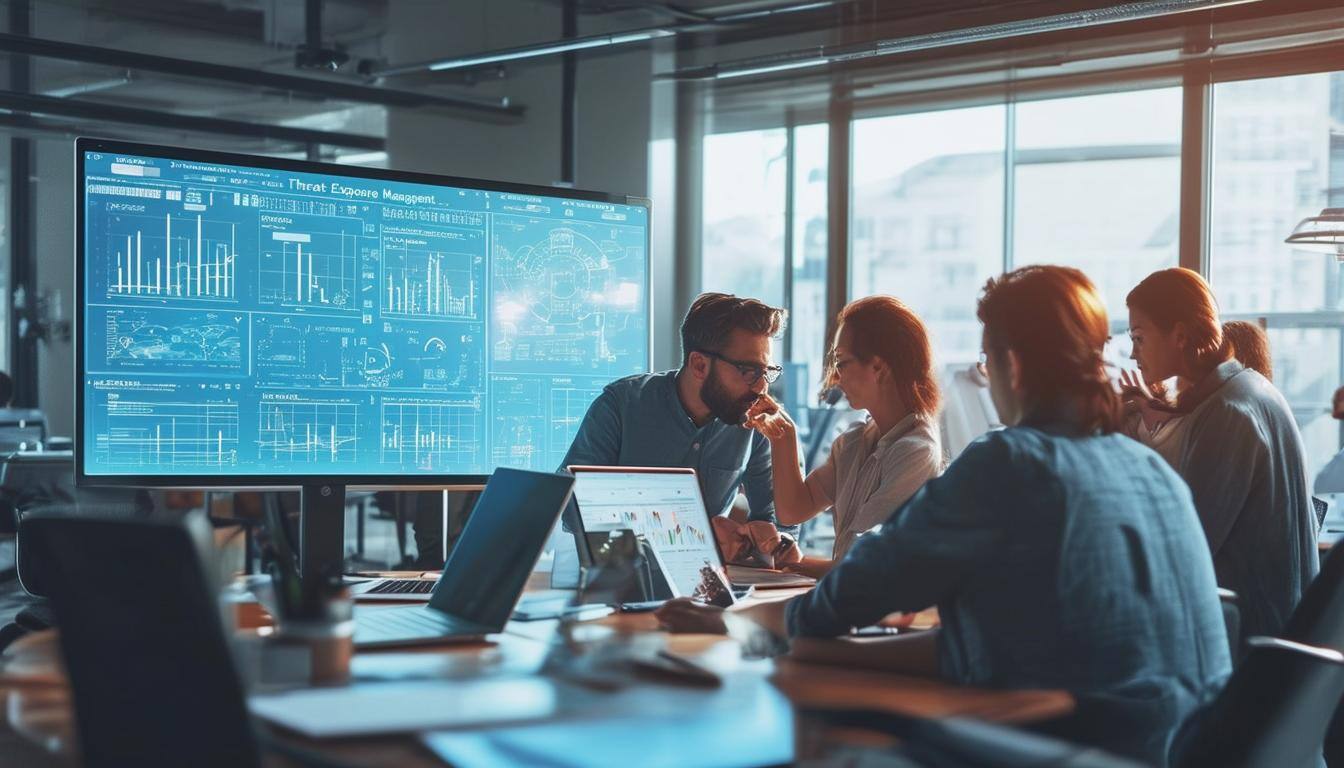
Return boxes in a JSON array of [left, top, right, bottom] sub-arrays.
[[0, 573, 1074, 767]]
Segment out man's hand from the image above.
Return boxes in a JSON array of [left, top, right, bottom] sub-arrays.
[[744, 520, 803, 568], [655, 597, 728, 635], [711, 517, 802, 568], [710, 516, 752, 564], [745, 394, 797, 444]]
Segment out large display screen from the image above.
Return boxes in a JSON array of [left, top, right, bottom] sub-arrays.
[[77, 139, 650, 484]]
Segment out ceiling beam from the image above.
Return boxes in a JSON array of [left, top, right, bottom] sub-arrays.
[[0, 89, 385, 149], [0, 31, 524, 118]]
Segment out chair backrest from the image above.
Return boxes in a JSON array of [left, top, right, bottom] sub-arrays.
[[18, 508, 260, 768], [1219, 589, 1243, 660], [1283, 537, 1344, 650], [0, 407, 46, 451], [1173, 637, 1344, 768]]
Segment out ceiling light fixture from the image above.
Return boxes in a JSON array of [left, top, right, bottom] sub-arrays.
[[1285, 208, 1344, 260], [372, 1, 847, 78]]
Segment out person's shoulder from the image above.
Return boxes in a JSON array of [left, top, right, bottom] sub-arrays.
[[831, 419, 868, 450], [949, 427, 1023, 472], [1200, 367, 1287, 432], [884, 415, 943, 466], [603, 370, 676, 398]]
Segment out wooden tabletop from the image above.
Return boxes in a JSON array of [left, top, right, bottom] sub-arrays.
[[0, 574, 1074, 767]]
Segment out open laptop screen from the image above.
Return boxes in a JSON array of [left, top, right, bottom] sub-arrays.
[[569, 467, 731, 601]]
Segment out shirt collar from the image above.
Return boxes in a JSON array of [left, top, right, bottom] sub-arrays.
[[1175, 360, 1244, 413], [667, 368, 717, 430], [868, 413, 923, 451]]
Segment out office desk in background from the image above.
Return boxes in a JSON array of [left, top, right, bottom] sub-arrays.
[[0, 577, 1074, 767]]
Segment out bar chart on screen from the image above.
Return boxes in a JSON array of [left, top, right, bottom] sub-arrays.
[[256, 398, 360, 465], [92, 394, 240, 469], [258, 212, 365, 312], [382, 229, 484, 321], [105, 211, 239, 301], [379, 397, 484, 472]]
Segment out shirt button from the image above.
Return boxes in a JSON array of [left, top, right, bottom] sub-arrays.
[[691, 443, 700, 450]]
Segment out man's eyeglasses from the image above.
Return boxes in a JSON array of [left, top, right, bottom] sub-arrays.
[[697, 349, 782, 385]]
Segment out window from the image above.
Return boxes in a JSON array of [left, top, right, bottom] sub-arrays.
[[701, 128, 788, 306], [1012, 88, 1182, 313], [1210, 71, 1344, 482], [700, 125, 828, 422], [851, 105, 1006, 365], [790, 123, 829, 404]]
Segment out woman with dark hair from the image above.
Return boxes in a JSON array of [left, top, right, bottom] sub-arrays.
[[1221, 319, 1272, 381], [743, 295, 942, 574], [1124, 267, 1315, 642], [658, 266, 1230, 766]]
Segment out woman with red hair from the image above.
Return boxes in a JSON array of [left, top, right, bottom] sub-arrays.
[[659, 266, 1230, 766], [1125, 267, 1315, 644], [744, 295, 943, 574]]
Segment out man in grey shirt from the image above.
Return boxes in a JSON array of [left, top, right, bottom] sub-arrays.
[[560, 292, 788, 528]]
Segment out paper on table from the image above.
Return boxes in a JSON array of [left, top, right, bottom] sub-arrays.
[[248, 678, 557, 738], [421, 708, 794, 768]]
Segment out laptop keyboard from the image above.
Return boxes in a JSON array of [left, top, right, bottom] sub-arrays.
[[353, 606, 483, 646], [365, 579, 436, 595]]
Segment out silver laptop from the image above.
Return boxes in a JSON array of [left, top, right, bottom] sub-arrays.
[[569, 466, 811, 598], [352, 468, 575, 648]]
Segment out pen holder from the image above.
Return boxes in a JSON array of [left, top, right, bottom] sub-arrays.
[[264, 586, 352, 688]]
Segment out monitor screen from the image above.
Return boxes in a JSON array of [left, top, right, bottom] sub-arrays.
[[570, 468, 731, 601], [77, 139, 650, 485]]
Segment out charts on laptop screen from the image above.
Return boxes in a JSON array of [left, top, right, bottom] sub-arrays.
[[77, 140, 650, 484], [571, 470, 729, 599]]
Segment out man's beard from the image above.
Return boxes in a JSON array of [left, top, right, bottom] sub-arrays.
[[701, 366, 758, 425]]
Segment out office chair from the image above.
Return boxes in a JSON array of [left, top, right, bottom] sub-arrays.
[[802, 635, 1344, 768], [1218, 588, 1242, 660], [0, 407, 46, 452], [1170, 636, 1344, 767], [17, 508, 262, 768], [1280, 539, 1344, 765]]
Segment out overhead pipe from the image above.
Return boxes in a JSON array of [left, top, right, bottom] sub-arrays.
[[0, 31, 522, 116], [0, 89, 385, 150]]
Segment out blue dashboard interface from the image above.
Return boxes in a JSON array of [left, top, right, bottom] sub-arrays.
[[80, 149, 649, 478]]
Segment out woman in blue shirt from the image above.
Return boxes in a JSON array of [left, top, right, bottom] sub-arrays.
[[658, 265, 1231, 767]]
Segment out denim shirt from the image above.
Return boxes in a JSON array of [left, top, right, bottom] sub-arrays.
[[558, 370, 778, 524], [785, 424, 1231, 766]]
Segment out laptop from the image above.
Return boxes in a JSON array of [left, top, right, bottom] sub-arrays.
[[567, 466, 811, 599], [349, 572, 441, 602], [351, 468, 575, 648]]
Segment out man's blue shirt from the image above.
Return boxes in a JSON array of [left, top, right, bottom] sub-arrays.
[[559, 370, 778, 524]]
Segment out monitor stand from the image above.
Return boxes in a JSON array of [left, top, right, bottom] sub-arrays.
[[299, 483, 345, 584]]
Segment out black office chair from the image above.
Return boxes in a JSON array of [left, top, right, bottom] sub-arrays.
[[801, 635, 1344, 768], [18, 508, 262, 768], [1280, 539, 1344, 765], [1171, 636, 1344, 768], [1219, 587, 1242, 660]]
